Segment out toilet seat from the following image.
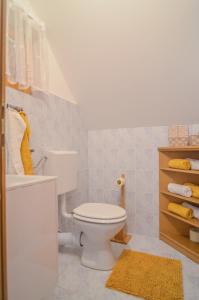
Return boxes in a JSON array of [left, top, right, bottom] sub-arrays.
[[73, 203, 127, 224], [73, 214, 127, 224]]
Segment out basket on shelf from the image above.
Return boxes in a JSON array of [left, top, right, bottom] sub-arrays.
[[189, 135, 199, 146], [168, 125, 189, 147]]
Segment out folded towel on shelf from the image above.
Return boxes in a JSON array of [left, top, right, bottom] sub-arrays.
[[184, 183, 199, 199], [187, 158, 199, 170], [168, 203, 193, 220], [168, 183, 192, 198], [182, 202, 199, 219], [168, 159, 191, 170]]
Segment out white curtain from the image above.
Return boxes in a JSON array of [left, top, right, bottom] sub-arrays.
[[6, 1, 48, 91]]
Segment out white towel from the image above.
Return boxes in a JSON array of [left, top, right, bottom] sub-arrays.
[[182, 202, 199, 219], [6, 108, 26, 175], [187, 158, 199, 171], [168, 183, 192, 198]]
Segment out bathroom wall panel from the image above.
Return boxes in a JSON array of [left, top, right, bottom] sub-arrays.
[[6, 87, 88, 232], [6, 87, 199, 238], [88, 126, 168, 237], [88, 125, 199, 237]]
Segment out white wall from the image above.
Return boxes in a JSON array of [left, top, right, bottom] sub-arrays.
[[47, 42, 75, 102], [29, 0, 199, 129]]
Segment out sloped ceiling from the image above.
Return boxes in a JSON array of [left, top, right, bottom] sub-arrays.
[[30, 0, 199, 130]]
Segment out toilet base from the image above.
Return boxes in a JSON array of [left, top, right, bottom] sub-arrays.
[[81, 238, 116, 270], [74, 216, 126, 271]]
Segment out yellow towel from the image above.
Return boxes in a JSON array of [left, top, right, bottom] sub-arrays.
[[184, 183, 199, 199], [19, 112, 34, 175], [168, 159, 191, 170], [168, 202, 193, 220]]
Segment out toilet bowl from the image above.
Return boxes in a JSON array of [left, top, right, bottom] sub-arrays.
[[44, 151, 127, 270], [73, 203, 127, 270]]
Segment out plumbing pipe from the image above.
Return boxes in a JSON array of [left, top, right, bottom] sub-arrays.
[[60, 193, 73, 220], [59, 194, 84, 248]]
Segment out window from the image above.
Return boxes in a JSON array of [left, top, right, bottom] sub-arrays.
[[6, 1, 48, 93]]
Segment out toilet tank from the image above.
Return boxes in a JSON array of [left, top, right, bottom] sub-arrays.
[[44, 150, 78, 195]]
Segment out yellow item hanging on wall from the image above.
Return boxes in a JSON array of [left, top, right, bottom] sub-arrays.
[[168, 159, 191, 170], [168, 202, 193, 220], [184, 183, 199, 199], [19, 112, 34, 175]]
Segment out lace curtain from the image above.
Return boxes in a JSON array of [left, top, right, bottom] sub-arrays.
[[6, 1, 48, 91]]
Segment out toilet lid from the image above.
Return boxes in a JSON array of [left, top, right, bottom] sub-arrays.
[[73, 203, 126, 220]]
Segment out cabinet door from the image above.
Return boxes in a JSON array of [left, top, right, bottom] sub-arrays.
[[6, 181, 58, 300]]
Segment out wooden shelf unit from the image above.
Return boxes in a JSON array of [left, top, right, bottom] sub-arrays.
[[160, 191, 199, 205], [161, 209, 199, 228], [159, 146, 199, 264], [160, 167, 199, 175]]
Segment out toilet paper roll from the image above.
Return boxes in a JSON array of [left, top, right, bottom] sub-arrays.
[[117, 176, 125, 187]]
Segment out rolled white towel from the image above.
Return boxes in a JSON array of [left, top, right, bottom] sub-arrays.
[[168, 183, 192, 198], [187, 158, 199, 171], [182, 202, 199, 219]]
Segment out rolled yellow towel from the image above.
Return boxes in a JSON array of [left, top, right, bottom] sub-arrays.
[[168, 159, 191, 170], [168, 202, 193, 220], [184, 183, 199, 199]]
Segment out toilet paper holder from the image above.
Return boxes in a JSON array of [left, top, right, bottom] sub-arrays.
[[111, 174, 132, 245]]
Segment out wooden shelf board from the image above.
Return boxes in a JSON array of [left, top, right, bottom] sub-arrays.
[[160, 232, 199, 262], [159, 146, 199, 152], [111, 234, 132, 245], [161, 209, 199, 229], [160, 191, 199, 205], [160, 167, 199, 175]]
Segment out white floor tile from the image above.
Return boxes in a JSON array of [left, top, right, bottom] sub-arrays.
[[43, 234, 199, 300]]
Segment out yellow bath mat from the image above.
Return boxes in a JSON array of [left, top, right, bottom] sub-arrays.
[[106, 250, 183, 300]]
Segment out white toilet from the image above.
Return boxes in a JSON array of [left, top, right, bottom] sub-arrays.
[[73, 203, 126, 270], [44, 150, 127, 270]]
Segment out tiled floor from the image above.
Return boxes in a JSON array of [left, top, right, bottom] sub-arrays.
[[45, 234, 199, 300]]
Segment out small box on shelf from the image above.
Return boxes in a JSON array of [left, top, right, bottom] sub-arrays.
[[189, 135, 199, 146], [169, 125, 189, 147]]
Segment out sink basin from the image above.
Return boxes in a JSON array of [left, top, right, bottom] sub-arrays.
[[6, 174, 57, 190]]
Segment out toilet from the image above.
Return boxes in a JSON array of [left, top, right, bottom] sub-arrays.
[[44, 150, 127, 270], [73, 203, 126, 270]]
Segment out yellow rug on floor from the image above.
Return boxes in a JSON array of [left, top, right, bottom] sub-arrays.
[[106, 250, 183, 300]]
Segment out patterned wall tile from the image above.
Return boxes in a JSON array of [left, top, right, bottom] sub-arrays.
[[8, 87, 198, 239], [135, 192, 155, 237], [117, 128, 135, 149], [88, 126, 168, 238], [117, 148, 135, 171], [6, 87, 88, 232]]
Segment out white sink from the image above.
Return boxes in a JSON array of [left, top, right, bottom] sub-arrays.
[[6, 174, 57, 190]]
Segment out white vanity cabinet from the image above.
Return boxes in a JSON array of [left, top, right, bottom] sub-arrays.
[[6, 175, 58, 300]]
